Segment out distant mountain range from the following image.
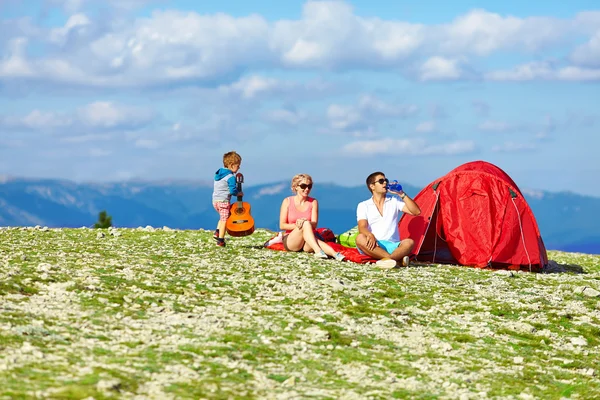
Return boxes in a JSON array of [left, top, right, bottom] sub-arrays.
[[1, 177, 598, 255]]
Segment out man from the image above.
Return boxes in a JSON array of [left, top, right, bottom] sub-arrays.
[[356, 172, 421, 269]]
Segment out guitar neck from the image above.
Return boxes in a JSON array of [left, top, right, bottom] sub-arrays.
[[236, 179, 243, 203]]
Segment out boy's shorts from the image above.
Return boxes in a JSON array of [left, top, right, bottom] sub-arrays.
[[213, 201, 231, 222], [358, 239, 400, 255]]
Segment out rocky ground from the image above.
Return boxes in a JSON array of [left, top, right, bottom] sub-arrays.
[[1, 226, 599, 399]]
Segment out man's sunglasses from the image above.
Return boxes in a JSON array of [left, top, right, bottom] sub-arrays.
[[298, 183, 313, 190], [372, 178, 389, 185]]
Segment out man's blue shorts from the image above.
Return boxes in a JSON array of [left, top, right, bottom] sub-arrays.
[[358, 239, 400, 255]]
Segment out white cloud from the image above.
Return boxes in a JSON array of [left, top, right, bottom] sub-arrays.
[[49, 13, 91, 45], [95, 10, 270, 82], [486, 62, 600, 81], [89, 148, 112, 157], [521, 188, 545, 199], [478, 120, 515, 133], [60, 133, 112, 143], [327, 94, 418, 133], [253, 183, 286, 198], [327, 104, 364, 131], [472, 100, 490, 117], [556, 66, 600, 81], [341, 138, 475, 156], [419, 56, 464, 81], [265, 108, 306, 125], [415, 121, 436, 133], [46, 0, 159, 14], [438, 10, 566, 56], [220, 75, 283, 99], [491, 141, 536, 152], [134, 139, 159, 149], [0, 110, 72, 130], [0, 38, 34, 77], [485, 61, 555, 81], [77, 102, 154, 129], [358, 95, 418, 117], [1, 3, 599, 85], [573, 11, 600, 34], [570, 31, 600, 68], [0, 101, 155, 132]]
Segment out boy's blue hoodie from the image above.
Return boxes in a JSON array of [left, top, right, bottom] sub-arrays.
[[212, 168, 239, 202]]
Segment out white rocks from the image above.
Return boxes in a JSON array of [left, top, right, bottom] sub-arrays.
[[574, 286, 600, 297], [96, 379, 121, 392], [282, 376, 296, 387], [583, 368, 595, 376], [109, 228, 121, 237], [36, 263, 53, 273], [570, 337, 588, 346], [301, 326, 330, 343], [2, 228, 599, 399], [96, 231, 105, 238]]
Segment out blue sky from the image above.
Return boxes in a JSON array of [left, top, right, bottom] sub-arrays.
[[1, 0, 599, 197]]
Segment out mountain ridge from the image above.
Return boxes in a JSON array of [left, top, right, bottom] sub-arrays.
[[1, 177, 598, 254]]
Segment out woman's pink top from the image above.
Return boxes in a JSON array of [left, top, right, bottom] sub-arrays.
[[286, 196, 314, 233]]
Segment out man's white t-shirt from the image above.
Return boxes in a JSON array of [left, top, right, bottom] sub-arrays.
[[356, 195, 406, 242]]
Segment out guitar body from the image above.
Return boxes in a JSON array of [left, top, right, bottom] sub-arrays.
[[226, 201, 255, 236], [226, 173, 255, 237]]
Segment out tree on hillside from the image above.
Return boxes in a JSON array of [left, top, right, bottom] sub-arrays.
[[94, 210, 113, 229]]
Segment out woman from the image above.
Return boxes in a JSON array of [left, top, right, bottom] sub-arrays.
[[279, 174, 345, 261]]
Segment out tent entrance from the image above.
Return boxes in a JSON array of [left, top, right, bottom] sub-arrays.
[[414, 193, 458, 265]]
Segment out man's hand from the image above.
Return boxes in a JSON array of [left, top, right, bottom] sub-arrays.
[[364, 232, 377, 250]]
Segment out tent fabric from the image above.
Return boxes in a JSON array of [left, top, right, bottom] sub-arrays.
[[399, 160, 548, 272], [265, 242, 377, 264]]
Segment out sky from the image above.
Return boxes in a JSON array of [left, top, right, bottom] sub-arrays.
[[0, 0, 599, 197]]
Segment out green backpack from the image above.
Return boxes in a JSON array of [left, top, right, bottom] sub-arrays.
[[337, 226, 359, 248]]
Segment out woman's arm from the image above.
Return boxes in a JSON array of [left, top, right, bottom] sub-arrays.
[[279, 198, 296, 231], [309, 199, 319, 229]]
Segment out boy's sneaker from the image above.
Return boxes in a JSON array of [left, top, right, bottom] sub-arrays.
[[314, 250, 328, 259], [216, 238, 226, 247], [334, 252, 345, 261], [375, 258, 397, 269], [213, 229, 219, 241], [401, 255, 410, 267]]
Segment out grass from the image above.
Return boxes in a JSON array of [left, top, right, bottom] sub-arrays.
[[0, 226, 599, 399]]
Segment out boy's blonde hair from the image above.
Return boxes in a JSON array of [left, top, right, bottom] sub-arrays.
[[223, 151, 242, 168], [291, 173, 312, 191]]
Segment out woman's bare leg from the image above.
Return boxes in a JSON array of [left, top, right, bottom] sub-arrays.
[[285, 227, 306, 251], [317, 240, 338, 257], [301, 222, 323, 253]]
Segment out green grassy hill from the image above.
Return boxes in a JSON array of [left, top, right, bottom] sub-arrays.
[[1, 227, 599, 399]]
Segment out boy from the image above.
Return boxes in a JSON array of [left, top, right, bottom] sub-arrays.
[[212, 151, 243, 247]]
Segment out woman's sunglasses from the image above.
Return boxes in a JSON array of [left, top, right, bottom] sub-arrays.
[[298, 183, 313, 190], [373, 178, 389, 185]]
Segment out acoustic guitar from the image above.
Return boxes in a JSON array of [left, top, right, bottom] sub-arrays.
[[226, 173, 255, 237]]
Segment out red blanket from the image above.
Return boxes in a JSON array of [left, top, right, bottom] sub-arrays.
[[266, 242, 377, 264]]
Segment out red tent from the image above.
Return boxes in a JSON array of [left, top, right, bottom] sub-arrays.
[[399, 161, 548, 272]]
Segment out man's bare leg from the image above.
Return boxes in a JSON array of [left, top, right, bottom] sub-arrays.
[[390, 238, 415, 267], [355, 234, 391, 260]]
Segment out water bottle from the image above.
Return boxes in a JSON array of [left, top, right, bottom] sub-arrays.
[[388, 180, 403, 192]]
